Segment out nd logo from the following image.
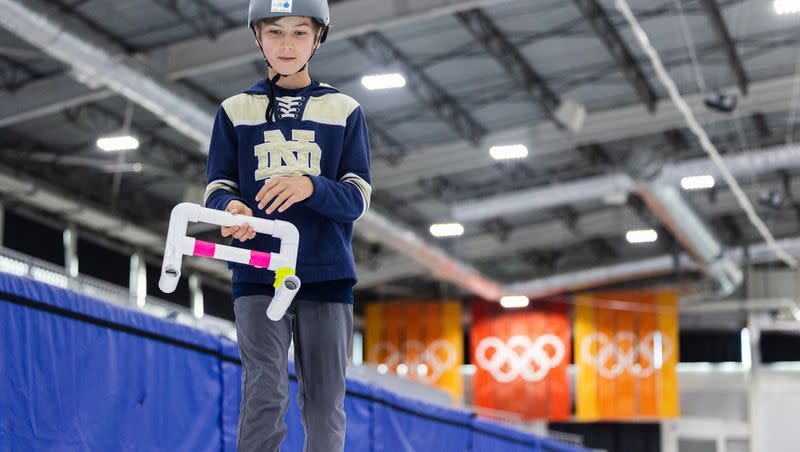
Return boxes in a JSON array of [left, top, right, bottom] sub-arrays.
[[254, 129, 322, 180]]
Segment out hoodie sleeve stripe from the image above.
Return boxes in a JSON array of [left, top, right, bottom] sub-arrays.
[[340, 173, 371, 213]]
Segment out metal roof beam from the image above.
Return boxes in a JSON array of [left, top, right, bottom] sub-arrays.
[[350, 31, 487, 145], [0, 0, 518, 127], [373, 73, 798, 189], [698, 0, 749, 95], [572, 0, 658, 111], [454, 8, 565, 129], [149, 0, 235, 40]]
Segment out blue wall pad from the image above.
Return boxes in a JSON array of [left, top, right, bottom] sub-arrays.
[[0, 272, 588, 452]]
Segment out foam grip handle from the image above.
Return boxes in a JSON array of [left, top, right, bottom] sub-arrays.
[[267, 274, 301, 321]]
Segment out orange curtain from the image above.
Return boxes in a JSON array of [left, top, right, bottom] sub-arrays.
[[365, 301, 463, 400], [574, 291, 679, 421], [470, 298, 571, 421]]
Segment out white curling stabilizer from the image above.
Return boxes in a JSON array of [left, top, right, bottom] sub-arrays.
[[159, 202, 301, 320]]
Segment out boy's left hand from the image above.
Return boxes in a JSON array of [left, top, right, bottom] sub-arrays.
[[256, 176, 314, 214]]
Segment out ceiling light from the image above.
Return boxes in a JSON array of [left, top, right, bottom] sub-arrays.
[[97, 135, 139, 152], [361, 73, 406, 90], [626, 229, 658, 244], [500, 296, 530, 308], [396, 363, 408, 376], [774, 0, 800, 14], [430, 223, 464, 237], [489, 144, 528, 160], [681, 175, 715, 190]]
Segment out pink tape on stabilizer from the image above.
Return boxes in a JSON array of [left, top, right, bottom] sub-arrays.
[[249, 250, 272, 269], [193, 240, 216, 258]]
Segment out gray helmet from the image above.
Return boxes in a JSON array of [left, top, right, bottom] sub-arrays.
[[248, 0, 330, 42]]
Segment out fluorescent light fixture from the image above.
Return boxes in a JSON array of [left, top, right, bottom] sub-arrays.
[[500, 296, 530, 308], [396, 363, 408, 376], [775, 0, 800, 14], [97, 135, 139, 152], [361, 73, 406, 90], [430, 223, 464, 237], [626, 229, 658, 244], [681, 175, 715, 190], [489, 144, 528, 160]]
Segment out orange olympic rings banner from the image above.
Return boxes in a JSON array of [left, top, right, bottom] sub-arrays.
[[574, 291, 679, 420], [365, 301, 463, 400]]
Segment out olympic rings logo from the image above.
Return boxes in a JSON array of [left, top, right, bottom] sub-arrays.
[[368, 340, 457, 384], [474, 335, 566, 383], [579, 331, 672, 379]]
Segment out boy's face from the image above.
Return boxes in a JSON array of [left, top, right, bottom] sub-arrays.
[[255, 16, 321, 75]]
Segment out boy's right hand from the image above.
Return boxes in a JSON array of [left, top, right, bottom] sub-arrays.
[[222, 201, 257, 242]]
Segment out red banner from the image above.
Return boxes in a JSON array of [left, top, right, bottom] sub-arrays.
[[471, 298, 570, 421]]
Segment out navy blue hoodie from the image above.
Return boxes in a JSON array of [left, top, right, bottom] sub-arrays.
[[204, 79, 372, 304]]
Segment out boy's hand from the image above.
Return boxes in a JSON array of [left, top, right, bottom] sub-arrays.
[[222, 201, 256, 242], [256, 176, 314, 214]]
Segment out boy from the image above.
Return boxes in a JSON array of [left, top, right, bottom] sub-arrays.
[[203, 1, 372, 451]]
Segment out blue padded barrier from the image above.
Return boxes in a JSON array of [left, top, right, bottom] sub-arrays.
[[0, 271, 588, 452]]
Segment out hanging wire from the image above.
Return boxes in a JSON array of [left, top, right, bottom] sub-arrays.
[[614, 0, 799, 269]]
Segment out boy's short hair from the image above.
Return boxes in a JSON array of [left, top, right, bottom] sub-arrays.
[[254, 16, 324, 38]]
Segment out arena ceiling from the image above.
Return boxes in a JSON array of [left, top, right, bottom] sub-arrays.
[[1, 0, 800, 303]]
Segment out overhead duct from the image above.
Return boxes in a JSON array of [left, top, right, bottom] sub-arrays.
[[504, 254, 696, 298], [357, 212, 503, 299], [0, 0, 214, 146], [503, 236, 800, 299], [631, 148, 740, 295], [660, 144, 800, 183], [453, 145, 800, 294], [453, 144, 800, 223], [452, 174, 635, 223], [637, 183, 742, 295]]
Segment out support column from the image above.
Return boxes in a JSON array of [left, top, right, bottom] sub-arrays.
[[746, 310, 763, 452], [189, 274, 204, 319], [63, 224, 78, 278], [130, 251, 147, 308]]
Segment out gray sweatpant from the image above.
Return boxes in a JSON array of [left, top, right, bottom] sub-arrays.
[[233, 295, 353, 452]]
